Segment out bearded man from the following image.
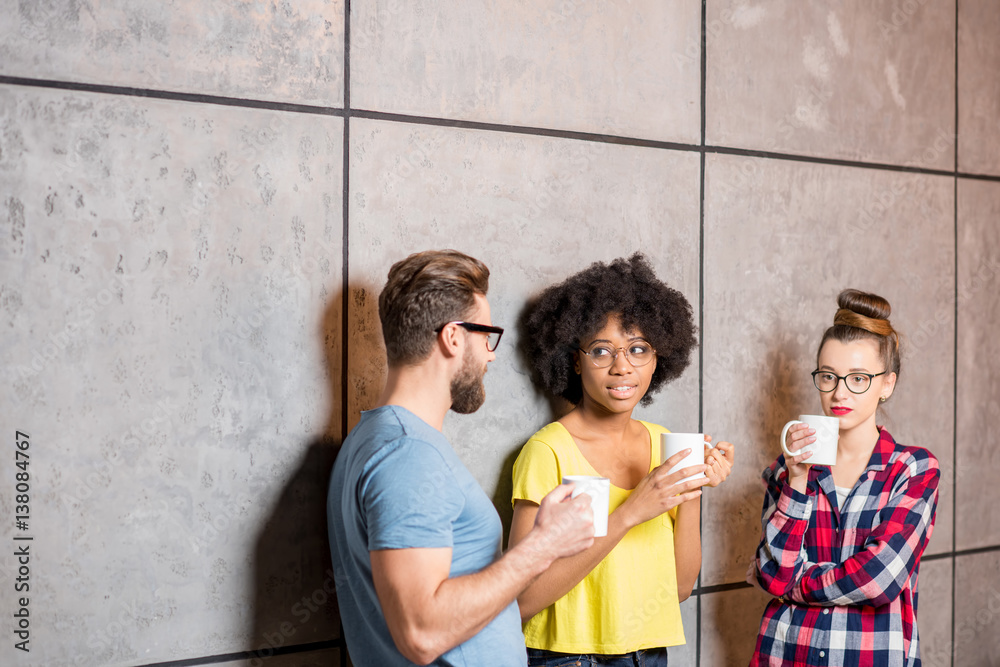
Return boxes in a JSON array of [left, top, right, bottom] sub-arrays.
[[327, 249, 594, 666]]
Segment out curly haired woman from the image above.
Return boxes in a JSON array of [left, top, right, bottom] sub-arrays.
[[508, 254, 736, 667]]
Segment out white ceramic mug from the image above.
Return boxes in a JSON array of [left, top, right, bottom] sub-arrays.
[[562, 475, 610, 537], [780, 414, 840, 466], [660, 432, 707, 483]]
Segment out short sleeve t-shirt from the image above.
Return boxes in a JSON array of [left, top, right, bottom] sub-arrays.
[[512, 420, 686, 654], [328, 406, 526, 666]]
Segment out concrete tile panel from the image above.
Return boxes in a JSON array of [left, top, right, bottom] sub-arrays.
[[700, 586, 772, 666], [918, 557, 954, 667], [701, 154, 955, 586], [958, 0, 1000, 175], [351, 0, 701, 143], [347, 118, 701, 506], [670, 596, 698, 666], [0, 0, 345, 107], [0, 87, 343, 665], [706, 0, 956, 169], [956, 179, 1000, 549], [954, 551, 1000, 666]]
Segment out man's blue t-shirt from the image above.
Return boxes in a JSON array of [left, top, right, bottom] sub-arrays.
[[327, 405, 526, 666]]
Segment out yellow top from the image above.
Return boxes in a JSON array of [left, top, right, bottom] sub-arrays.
[[511, 420, 686, 653]]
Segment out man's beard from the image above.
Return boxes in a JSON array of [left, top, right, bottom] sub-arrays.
[[450, 348, 487, 414]]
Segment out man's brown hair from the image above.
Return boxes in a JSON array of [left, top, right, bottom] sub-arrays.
[[378, 250, 490, 366]]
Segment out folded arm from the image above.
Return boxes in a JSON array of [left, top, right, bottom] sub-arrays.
[[755, 453, 939, 607], [372, 485, 594, 664]]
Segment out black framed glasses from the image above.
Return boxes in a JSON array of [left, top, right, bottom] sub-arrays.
[[578, 342, 656, 368], [435, 321, 504, 351], [811, 369, 887, 394]]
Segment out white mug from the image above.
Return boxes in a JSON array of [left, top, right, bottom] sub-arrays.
[[562, 475, 610, 537], [780, 414, 840, 466], [660, 432, 707, 483]]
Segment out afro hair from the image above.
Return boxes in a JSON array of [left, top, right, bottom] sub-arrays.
[[518, 253, 697, 406]]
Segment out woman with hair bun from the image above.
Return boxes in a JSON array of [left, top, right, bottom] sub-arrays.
[[750, 289, 940, 667], [509, 253, 736, 666]]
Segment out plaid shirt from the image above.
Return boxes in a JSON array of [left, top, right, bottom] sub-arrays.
[[750, 428, 939, 667]]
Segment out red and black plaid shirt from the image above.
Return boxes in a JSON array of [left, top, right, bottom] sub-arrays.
[[751, 428, 939, 667]]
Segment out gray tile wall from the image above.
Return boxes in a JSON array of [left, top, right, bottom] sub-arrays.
[[1, 1, 997, 666]]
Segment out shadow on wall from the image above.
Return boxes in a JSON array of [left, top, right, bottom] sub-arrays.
[[706, 341, 803, 665], [493, 298, 580, 544], [493, 448, 519, 543], [493, 402, 575, 544], [249, 290, 344, 663]]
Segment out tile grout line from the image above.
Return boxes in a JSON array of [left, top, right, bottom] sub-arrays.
[[3, 74, 1000, 182], [696, 1, 707, 664], [350, 107, 699, 149], [687, 545, 1000, 597], [352, 108, 1000, 180], [0, 74, 344, 115], [951, 3, 959, 665], [341, 0, 352, 454], [339, 2, 352, 665], [126, 640, 342, 667]]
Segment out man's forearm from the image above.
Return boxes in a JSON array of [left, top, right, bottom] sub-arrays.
[[374, 534, 557, 664]]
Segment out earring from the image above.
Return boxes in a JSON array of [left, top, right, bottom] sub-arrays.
[[879, 396, 887, 403]]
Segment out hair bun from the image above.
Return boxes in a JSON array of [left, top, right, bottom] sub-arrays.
[[838, 289, 891, 320], [834, 289, 894, 337], [821, 288, 901, 379]]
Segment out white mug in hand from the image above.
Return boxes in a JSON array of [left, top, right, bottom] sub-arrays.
[[562, 475, 610, 537], [660, 432, 707, 483], [780, 414, 840, 466]]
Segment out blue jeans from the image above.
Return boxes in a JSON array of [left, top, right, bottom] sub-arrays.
[[526, 647, 669, 667]]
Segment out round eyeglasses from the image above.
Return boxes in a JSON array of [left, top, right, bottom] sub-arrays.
[[435, 321, 504, 352], [578, 342, 656, 368], [811, 369, 887, 394]]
